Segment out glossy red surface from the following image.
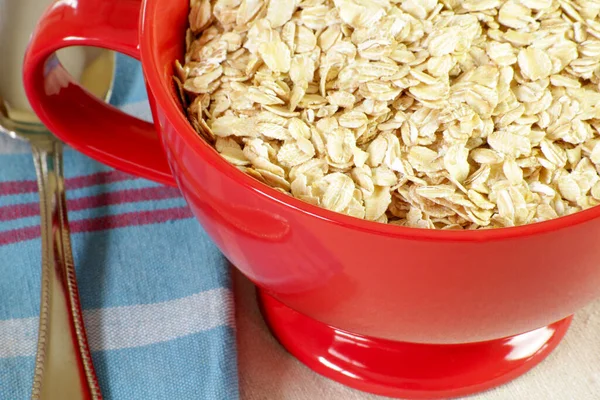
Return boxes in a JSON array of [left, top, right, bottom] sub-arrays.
[[22, 0, 175, 187], [22, 0, 600, 398], [259, 290, 573, 399]]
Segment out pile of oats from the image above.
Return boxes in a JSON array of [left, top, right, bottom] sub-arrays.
[[175, 0, 600, 230]]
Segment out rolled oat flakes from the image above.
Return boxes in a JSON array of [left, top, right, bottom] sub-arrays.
[[176, 0, 600, 230]]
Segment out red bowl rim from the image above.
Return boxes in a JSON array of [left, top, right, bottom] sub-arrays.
[[140, 0, 600, 243]]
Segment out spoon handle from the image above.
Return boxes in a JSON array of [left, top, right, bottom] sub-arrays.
[[29, 139, 102, 400]]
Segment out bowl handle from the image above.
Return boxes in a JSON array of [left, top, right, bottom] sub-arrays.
[[22, 0, 176, 187]]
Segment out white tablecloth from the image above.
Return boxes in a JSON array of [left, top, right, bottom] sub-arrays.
[[234, 270, 600, 400]]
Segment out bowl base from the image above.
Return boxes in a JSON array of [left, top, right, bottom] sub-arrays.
[[257, 290, 573, 399]]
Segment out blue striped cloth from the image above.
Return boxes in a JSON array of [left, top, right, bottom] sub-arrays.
[[0, 54, 239, 400]]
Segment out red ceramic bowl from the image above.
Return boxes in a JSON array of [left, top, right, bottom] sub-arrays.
[[22, 0, 600, 398]]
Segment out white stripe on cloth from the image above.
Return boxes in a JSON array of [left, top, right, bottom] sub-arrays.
[[0, 134, 31, 154], [0, 288, 234, 358], [119, 101, 153, 123]]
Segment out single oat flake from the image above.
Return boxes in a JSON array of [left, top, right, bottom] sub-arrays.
[[177, 0, 600, 230]]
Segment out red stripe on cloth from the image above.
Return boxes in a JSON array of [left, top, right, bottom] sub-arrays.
[[0, 180, 38, 196], [0, 203, 39, 222], [0, 170, 135, 196], [0, 206, 194, 246], [0, 226, 40, 244], [0, 186, 182, 222]]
